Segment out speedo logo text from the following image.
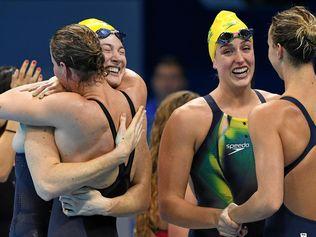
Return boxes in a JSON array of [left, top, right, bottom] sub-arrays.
[[226, 143, 250, 155]]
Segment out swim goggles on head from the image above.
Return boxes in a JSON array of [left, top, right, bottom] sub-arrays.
[[216, 28, 253, 45], [95, 28, 126, 42]]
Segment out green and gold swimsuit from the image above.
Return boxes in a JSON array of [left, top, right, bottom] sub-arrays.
[[189, 91, 265, 237]]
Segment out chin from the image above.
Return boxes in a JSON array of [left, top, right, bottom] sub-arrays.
[[234, 77, 252, 88], [107, 76, 122, 88]]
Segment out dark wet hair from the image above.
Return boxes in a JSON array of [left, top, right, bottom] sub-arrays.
[[50, 24, 106, 83], [270, 6, 316, 66], [0, 66, 17, 94]]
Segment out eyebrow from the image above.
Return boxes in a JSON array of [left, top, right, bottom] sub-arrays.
[[220, 43, 232, 49]]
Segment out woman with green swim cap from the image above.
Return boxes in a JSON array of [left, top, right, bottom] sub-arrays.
[[158, 10, 278, 237]]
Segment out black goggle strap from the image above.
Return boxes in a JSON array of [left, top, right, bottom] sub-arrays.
[[217, 28, 253, 45], [95, 28, 126, 42]]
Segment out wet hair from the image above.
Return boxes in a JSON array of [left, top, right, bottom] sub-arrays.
[[270, 6, 316, 66], [135, 90, 199, 237], [50, 24, 106, 83], [0, 66, 17, 94]]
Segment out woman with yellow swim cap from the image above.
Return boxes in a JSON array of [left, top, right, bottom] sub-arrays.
[[8, 18, 150, 237], [158, 10, 278, 237], [219, 6, 316, 237]]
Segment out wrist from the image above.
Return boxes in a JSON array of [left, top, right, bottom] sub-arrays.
[[115, 142, 130, 160], [101, 197, 117, 216], [228, 204, 240, 224], [209, 208, 222, 228]]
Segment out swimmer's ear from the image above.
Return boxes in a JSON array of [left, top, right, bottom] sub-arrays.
[[60, 62, 76, 82], [58, 62, 69, 79], [276, 43, 284, 60], [212, 58, 218, 70]]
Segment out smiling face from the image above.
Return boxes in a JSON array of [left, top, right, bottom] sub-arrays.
[[213, 38, 255, 90], [99, 34, 127, 88]]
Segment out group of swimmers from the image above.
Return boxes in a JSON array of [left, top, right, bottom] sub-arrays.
[[0, 5, 315, 237]]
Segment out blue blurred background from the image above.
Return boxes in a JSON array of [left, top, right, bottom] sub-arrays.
[[0, 0, 314, 236], [0, 0, 314, 97]]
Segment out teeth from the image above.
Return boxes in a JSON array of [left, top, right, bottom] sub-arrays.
[[107, 67, 120, 73], [232, 67, 248, 74]]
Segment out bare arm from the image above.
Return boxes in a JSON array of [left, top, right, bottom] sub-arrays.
[[24, 107, 145, 201], [168, 184, 196, 237], [59, 117, 151, 217], [0, 121, 18, 182], [0, 86, 71, 127], [104, 78, 151, 216], [228, 104, 284, 223], [105, 117, 151, 216], [158, 108, 221, 229], [60, 79, 151, 217]]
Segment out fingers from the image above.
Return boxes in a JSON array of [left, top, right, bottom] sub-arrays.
[[61, 201, 73, 210], [219, 232, 237, 237], [135, 109, 145, 132], [218, 221, 239, 236], [37, 88, 50, 99], [61, 204, 76, 216], [18, 59, 29, 81], [31, 67, 42, 83], [31, 82, 51, 96], [117, 113, 127, 135], [26, 60, 37, 79], [222, 215, 239, 230], [38, 89, 56, 99], [59, 195, 74, 204], [12, 59, 43, 87], [38, 74, 43, 82], [238, 226, 248, 237], [218, 228, 238, 237], [134, 116, 145, 144], [129, 106, 144, 128], [70, 187, 91, 195], [32, 82, 62, 99], [11, 69, 19, 81], [218, 206, 241, 237], [127, 106, 145, 134]]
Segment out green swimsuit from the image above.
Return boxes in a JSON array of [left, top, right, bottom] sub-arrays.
[[189, 91, 265, 237]]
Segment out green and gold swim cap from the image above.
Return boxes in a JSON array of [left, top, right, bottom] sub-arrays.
[[207, 11, 249, 61]]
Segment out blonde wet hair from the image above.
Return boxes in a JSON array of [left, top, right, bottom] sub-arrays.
[[270, 6, 316, 65]]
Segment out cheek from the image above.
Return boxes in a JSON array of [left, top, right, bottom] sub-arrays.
[[102, 53, 111, 63], [120, 56, 127, 67], [216, 60, 231, 73]]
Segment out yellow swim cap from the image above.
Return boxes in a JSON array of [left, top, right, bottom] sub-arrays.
[[79, 18, 116, 32], [207, 11, 249, 61]]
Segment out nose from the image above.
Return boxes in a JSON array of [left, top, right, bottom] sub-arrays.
[[234, 50, 245, 64], [111, 50, 122, 63]]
